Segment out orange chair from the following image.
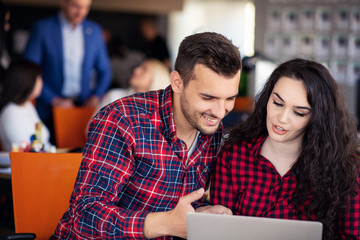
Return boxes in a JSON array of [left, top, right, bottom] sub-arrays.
[[52, 106, 96, 149], [9, 152, 82, 239], [233, 96, 254, 113]]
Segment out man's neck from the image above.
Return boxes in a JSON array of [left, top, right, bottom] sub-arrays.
[[173, 96, 198, 149], [60, 12, 81, 30]]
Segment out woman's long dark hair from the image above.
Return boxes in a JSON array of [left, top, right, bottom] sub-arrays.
[[0, 58, 41, 112], [228, 58, 360, 239]]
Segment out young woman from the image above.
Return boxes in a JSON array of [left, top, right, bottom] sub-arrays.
[[97, 58, 170, 109], [0, 58, 52, 151], [210, 58, 360, 239]]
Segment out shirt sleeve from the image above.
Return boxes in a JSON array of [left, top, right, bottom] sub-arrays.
[[209, 145, 237, 212], [338, 167, 360, 239], [55, 107, 148, 239]]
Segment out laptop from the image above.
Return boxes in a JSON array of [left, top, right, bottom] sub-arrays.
[[187, 212, 323, 240]]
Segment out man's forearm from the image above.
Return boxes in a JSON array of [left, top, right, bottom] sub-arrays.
[[143, 211, 171, 239]]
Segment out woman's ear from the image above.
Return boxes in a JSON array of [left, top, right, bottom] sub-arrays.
[[170, 71, 183, 93]]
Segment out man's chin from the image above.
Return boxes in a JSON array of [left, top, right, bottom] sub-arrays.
[[198, 124, 220, 135]]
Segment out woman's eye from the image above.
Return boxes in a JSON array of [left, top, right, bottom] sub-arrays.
[[273, 100, 282, 107], [294, 112, 305, 117]]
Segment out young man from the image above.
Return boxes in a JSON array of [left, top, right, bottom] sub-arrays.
[[51, 32, 242, 239]]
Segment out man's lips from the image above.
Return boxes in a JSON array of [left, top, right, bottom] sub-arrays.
[[203, 114, 219, 126]]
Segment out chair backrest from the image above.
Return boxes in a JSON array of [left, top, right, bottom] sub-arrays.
[[234, 97, 253, 112], [52, 106, 95, 149], [10, 152, 82, 240]]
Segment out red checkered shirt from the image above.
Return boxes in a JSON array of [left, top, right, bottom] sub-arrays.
[[210, 136, 360, 239], [51, 86, 222, 239]]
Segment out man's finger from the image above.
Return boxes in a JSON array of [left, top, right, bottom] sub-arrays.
[[223, 207, 232, 215], [181, 188, 204, 204]]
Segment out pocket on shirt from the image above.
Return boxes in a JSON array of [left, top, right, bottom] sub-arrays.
[[132, 156, 158, 179], [193, 164, 211, 189]]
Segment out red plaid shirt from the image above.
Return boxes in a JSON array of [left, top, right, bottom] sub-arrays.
[[210, 136, 360, 239], [52, 86, 222, 239]]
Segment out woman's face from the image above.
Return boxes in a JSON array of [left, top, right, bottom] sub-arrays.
[[129, 61, 153, 92], [29, 75, 43, 100], [266, 76, 312, 146]]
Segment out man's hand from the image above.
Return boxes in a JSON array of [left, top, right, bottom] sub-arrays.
[[143, 188, 204, 239], [84, 95, 100, 107], [52, 97, 74, 108], [196, 205, 232, 215]]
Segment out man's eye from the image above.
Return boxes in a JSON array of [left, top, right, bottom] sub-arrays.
[[202, 97, 213, 100]]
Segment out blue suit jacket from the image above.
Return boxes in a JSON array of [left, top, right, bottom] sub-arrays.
[[23, 15, 112, 120]]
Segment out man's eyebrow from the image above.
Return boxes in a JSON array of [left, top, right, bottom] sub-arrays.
[[199, 93, 217, 98], [199, 93, 238, 99], [273, 92, 311, 111], [227, 93, 238, 99]]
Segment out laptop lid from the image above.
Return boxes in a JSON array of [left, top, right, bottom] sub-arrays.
[[187, 212, 323, 240]]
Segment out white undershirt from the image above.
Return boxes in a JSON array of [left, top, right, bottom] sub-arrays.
[[188, 131, 200, 158]]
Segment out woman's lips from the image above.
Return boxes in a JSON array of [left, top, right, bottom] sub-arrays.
[[272, 124, 288, 135]]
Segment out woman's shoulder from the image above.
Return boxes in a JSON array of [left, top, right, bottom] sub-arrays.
[[0, 102, 19, 118], [0, 102, 38, 120], [223, 135, 265, 151]]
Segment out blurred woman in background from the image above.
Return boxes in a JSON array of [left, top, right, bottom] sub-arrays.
[[98, 58, 170, 109], [0, 59, 52, 152]]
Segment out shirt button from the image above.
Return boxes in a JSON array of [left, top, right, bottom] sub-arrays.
[[181, 143, 185, 148]]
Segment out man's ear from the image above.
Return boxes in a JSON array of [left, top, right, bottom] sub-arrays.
[[170, 71, 183, 93]]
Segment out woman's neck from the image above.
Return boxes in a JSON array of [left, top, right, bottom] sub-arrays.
[[261, 137, 301, 176]]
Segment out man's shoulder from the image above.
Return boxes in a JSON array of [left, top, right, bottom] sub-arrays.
[[117, 91, 162, 115], [100, 89, 169, 128], [33, 15, 59, 28], [82, 18, 102, 31]]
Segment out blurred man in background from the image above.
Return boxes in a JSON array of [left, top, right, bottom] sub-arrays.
[[23, 0, 112, 144]]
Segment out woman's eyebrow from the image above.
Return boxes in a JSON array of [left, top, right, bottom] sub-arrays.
[[273, 92, 311, 111], [295, 106, 312, 111], [273, 92, 284, 102]]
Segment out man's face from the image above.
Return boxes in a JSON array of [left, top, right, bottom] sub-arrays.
[[179, 64, 240, 135], [61, 0, 92, 26]]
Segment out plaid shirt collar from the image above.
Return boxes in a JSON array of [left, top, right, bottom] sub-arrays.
[[159, 85, 177, 141]]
